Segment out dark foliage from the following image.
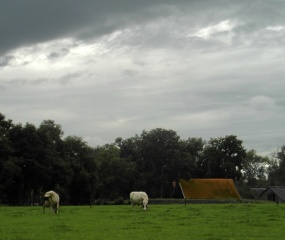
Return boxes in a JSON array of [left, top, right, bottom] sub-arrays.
[[0, 112, 283, 204]]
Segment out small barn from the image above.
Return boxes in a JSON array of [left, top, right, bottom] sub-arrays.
[[179, 178, 241, 201], [258, 186, 285, 203]]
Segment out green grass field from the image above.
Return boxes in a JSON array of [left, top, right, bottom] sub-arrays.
[[1, 203, 285, 240]]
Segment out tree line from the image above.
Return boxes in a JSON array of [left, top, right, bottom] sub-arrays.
[[0, 112, 284, 205]]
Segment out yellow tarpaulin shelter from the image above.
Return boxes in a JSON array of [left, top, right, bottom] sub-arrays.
[[179, 178, 241, 200]]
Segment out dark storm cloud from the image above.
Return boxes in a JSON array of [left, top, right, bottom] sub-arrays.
[[0, 0, 186, 54], [3, 0, 284, 55]]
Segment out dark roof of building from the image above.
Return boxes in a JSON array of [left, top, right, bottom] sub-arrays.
[[258, 186, 285, 201]]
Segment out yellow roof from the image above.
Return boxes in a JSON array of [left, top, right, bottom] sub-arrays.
[[179, 178, 241, 200]]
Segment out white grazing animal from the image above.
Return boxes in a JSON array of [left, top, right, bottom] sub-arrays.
[[130, 191, 148, 210], [43, 190, 60, 214]]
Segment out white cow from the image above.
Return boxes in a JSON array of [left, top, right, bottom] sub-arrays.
[[130, 191, 148, 210], [43, 190, 60, 214]]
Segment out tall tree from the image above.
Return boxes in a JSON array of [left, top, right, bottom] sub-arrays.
[[179, 137, 205, 179], [116, 136, 141, 161], [200, 135, 246, 181], [9, 123, 48, 204], [140, 128, 181, 197], [0, 158, 22, 204], [0, 114, 19, 204], [237, 149, 269, 198], [242, 149, 268, 186], [38, 120, 65, 158], [64, 136, 97, 204], [95, 144, 135, 200], [0, 113, 13, 158], [268, 145, 285, 185], [37, 120, 66, 191]]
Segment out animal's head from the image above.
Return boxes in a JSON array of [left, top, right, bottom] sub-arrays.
[[44, 191, 55, 200], [44, 191, 51, 197], [141, 197, 148, 210]]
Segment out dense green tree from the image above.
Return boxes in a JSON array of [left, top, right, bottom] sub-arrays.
[[38, 120, 65, 158], [95, 144, 136, 200], [8, 122, 58, 204], [179, 137, 205, 179], [139, 128, 181, 197], [64, 136, 97, 204], [36, 120, 67, 192], [242, 150, 268, 186], [0, 158, 22, 204], [118, 133, 206, 198], [0, 113, 15, 203], [115, 136, 146, 192], [0, 113, 14, 158], [116, 136, 141, 161], [199, 135, 246, 180], [3, 111, 285, 204]]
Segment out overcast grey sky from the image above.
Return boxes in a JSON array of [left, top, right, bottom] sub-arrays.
[[1, 0, 284, 156]]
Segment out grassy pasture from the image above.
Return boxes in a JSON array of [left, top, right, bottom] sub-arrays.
[[1, 203, 285, 240]]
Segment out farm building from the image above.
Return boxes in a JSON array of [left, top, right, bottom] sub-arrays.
[[257, 186, 285, 203], [179, 178, 241, 201]]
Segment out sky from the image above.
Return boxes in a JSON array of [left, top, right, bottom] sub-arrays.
[[1, 0, 285, 156]]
